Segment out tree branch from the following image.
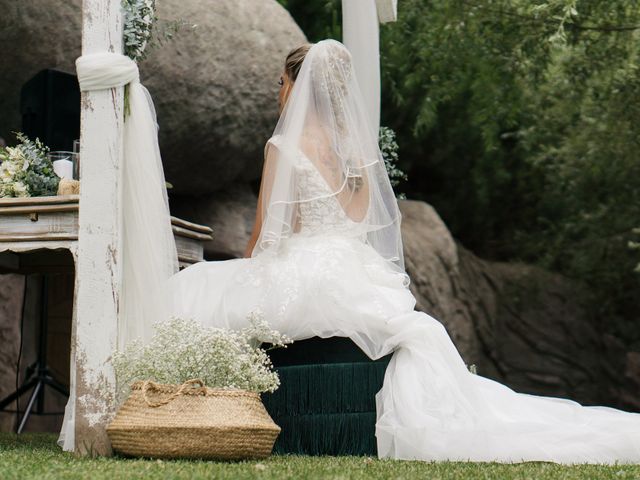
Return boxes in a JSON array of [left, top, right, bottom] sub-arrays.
[[459, 0, 640, 33]]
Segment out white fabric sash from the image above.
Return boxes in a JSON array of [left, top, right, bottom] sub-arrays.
[[76, 52, 179, 350]]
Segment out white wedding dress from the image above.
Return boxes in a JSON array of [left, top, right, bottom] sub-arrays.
[[59, 40, 640, 462], [166, 134, 640, 464]]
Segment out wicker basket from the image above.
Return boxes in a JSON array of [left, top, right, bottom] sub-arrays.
[[106, 379, 281, 460]]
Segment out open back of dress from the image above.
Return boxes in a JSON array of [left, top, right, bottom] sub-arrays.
[[253, 40, 405, 279]]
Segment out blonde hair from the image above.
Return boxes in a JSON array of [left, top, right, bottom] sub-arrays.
[[285, 44, 312, 81]]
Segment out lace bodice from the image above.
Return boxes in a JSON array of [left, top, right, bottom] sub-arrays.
[[295, 151, 361, 236]]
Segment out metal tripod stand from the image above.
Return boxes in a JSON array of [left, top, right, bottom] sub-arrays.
[[0, 275, 69, 433]]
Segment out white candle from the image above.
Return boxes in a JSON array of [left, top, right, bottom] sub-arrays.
[[53, 159, 74, 179]]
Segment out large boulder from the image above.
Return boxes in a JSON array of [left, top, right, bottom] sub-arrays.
[[145, 0, 306, 194], [0, 1, 80, 142], [0, 0, 306, 194], [399, 200, 623, 408], [169, 184, 258, 259]]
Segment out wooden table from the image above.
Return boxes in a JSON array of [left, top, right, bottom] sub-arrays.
[[0, 195, 213, 273], [0, 194, 213, 433]]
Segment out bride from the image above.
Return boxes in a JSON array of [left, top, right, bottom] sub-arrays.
[[164, 39, 640, 463], [59, 38, 639, 462]]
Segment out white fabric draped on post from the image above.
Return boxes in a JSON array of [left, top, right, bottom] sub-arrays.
[[75, 52, 179, 349], [342, 0, 398, 134], [342, 0, 381, 134], [57, 52, 178, 452]]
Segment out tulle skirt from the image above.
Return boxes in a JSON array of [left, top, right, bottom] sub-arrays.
[[166, 233, 640, 463]]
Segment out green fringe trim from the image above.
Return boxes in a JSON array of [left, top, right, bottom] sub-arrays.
[[262, 338, 392, 456], [268, 336, 392, 366], [262, 362, 388, 416], [271, 412, 378, 456]]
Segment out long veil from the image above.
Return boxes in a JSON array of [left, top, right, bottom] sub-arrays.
[[253, 40, 407, 282]]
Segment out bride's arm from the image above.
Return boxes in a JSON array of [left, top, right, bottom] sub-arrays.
[[243, 141, 276, 258], [243, 196, 263, 258]]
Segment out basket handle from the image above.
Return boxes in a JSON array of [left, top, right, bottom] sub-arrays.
[[141, 379, 206, 408]]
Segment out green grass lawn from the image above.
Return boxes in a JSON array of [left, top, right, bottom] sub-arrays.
[[1, 433, 639, 480]]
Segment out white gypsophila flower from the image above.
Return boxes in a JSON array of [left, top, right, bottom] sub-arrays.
[[112, 312, 292, 405]]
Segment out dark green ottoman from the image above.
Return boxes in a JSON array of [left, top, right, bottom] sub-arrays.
[[262, 337, 392, 456]]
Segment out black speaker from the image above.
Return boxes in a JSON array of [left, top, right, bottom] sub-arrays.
[[20, 69, 80, 151]]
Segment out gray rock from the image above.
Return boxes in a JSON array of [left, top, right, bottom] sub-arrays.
[[169, 183, 257, 260], [0, 1, 80, 143], [0, 0, 306, 194], [146, 0, 306, 194], [400, 199, 623, 408]]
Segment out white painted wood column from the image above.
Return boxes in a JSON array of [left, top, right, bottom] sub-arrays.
[[342, 0, 398, 134], [342, 0, 380, 133], [74, 0, 125, 456]]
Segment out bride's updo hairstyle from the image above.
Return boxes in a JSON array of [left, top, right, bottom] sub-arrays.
[[285, 44, 312, 81]]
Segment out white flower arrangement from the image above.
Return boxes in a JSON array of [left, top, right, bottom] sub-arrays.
[[112, 311, 291, 405], [0, 133, 59, 198], [379, 126, 407, 198]]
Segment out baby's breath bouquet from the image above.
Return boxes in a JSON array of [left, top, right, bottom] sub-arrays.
[[112, 311, 291, 405], [0, 133, 59, 198]]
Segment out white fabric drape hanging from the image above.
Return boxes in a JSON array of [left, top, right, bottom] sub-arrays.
[[74, 51, 179, 349], [341, 0, 381, 135], [57, 52, 178, 452], [375, 0, 398, 23]]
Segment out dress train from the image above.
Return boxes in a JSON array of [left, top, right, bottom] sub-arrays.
[[166, 234, 640, 464]]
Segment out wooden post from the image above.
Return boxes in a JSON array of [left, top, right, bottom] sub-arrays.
[[74, 0, 124, 456]]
